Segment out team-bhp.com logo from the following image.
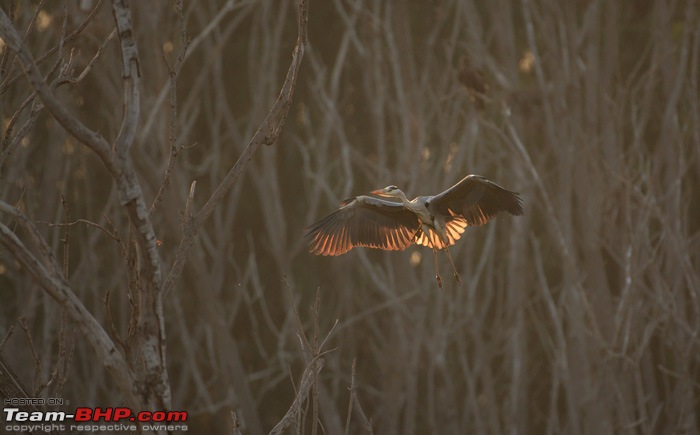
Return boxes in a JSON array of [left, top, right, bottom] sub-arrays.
[[4, 406, 188, 432]]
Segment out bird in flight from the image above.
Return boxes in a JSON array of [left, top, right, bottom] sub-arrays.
[[305, 174, 523, 287]]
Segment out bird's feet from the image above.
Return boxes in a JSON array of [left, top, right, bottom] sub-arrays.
[[454, 272, 462, 286], [435, 274, 443, 289]]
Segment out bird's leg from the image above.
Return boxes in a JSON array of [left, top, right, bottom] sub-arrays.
[[434, 229, 461, 286], [443, 245, 462, 286], [432, 246, 443, 289]]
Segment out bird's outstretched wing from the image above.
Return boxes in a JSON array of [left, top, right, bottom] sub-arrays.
[[306, 196, 421, 256], [429, 175, 523, 226]]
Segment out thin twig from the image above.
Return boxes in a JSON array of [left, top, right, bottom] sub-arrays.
[[60, 196, 71, 278], [1, 54, 63, 172], [17, 317, 43, 394], [344, 359, 355, 435], [150, 0, 190, 216], [55, 307, 76, 400], [38, 218, 121, 243], [103, 290, 127, 354], [54, 196, 72, 402], [283, 275, 312, 356], [0, 324, 15, 353], [59, 28, 117, 85], [344, 358, 373, 434], [312, 288, 320, 435]]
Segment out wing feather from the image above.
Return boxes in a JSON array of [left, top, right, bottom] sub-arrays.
[[306, 196, 421, 256]]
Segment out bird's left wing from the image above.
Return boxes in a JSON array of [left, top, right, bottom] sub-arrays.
[[430, 174, 524, 226], [305, 196, 421, 256]]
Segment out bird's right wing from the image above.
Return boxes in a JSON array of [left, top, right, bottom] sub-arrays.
[[305, 196, 421, 256]]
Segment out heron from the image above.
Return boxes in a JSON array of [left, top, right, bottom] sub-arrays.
[[305, 174, 523, 287]]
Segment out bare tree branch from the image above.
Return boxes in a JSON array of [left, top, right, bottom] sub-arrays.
[[269, 358, 325, 435], [162, 0, 309, 298], [0, 0, 106, 93], [0, 7, 118, 177], [1, 0, 170, 411], [0, 220, 140, 408]]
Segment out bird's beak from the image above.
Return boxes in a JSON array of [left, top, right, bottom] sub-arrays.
[[370, 188, 388, 196]]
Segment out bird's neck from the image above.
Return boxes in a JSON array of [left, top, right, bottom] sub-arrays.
[[395, 190, 410, 206]]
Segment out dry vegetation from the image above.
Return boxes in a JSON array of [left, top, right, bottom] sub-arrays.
[[1, 0, 699, 434]]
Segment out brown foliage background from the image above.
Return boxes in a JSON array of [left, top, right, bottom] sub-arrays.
[[1, 0, 699, 433]]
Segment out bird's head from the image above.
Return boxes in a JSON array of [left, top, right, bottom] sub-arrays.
[[371, 185, 404, 199]]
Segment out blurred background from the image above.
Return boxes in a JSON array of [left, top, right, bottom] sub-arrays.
[[1, 0, 699, 433]]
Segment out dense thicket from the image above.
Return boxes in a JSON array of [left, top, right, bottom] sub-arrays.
[[1, 1, 698, 433]]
